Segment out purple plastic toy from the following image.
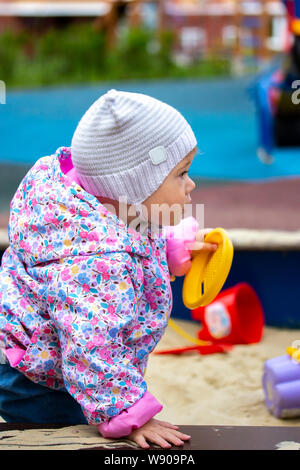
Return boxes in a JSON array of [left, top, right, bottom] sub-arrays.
[[263, 354, 300, 418]]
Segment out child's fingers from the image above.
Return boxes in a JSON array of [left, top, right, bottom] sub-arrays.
[[131, 434, 150, 449], [162, 432, 185, 447], [170, 429, 191, 440], [143, 431, 172, 449], [130, 431, 167, 450], [199, 242, 218, 251], [146, 429, 190, 448], [153, 419, 179, 429], [152, 420, 190, 441], [195, 228, 214, 242], [129, 424, 191, 450], [162, 430, 191, 447], [187, 241, 217, 251]]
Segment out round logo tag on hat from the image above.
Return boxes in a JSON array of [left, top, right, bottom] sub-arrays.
[[149, 146, 167, 165]]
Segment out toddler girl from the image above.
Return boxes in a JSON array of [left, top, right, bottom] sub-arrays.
[[0, 89, 216, 449]]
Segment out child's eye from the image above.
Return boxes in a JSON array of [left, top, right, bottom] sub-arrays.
[[180, 171, 188, 177]]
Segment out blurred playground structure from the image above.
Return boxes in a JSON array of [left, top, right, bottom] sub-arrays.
[[252, 0, 300, 163], [0, 0, 291, 69], [160, 0, 288, 68]]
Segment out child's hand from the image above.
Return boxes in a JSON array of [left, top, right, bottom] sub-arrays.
[[127, 418, 191, 449], [186, 228, 217, 254]]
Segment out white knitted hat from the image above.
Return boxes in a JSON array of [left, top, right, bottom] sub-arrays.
[[71, 88, 197, 205]]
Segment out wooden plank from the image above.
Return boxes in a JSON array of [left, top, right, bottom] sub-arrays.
[[1, 424, 300, 450]]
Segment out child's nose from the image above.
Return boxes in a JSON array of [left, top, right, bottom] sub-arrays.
[[187, 176, 196, 192]]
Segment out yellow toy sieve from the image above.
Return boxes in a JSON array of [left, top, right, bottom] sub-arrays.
[[182, 228, 234, 310]]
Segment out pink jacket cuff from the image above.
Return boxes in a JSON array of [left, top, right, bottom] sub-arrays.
[[97, 391, 163, 438], [4, 347, 26, 367], [164, 216, 199, 277]]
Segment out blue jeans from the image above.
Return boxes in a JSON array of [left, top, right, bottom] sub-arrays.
[[0, 363, 88, 424]]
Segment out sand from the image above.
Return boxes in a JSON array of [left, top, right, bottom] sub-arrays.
[[0, 425, 141, 450], [146, 320, 300, 427], [1, 319, 300, 429]]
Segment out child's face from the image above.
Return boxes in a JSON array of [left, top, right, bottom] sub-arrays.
[[142, 146, 197, 226]]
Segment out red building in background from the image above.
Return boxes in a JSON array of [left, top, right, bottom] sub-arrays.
[[160, 0, 287, 62], [0, 0, 289, 62]]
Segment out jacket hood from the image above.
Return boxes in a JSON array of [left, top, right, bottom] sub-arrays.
[[8, 147, 158, 267]]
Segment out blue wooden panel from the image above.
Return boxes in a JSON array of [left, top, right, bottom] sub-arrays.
[[171, 250, 300, 329]]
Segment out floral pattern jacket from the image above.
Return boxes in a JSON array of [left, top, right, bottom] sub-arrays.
[[0, 146, 198, 431]]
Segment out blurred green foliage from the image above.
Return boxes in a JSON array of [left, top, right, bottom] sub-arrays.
[[0, 22, 230, 88]]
